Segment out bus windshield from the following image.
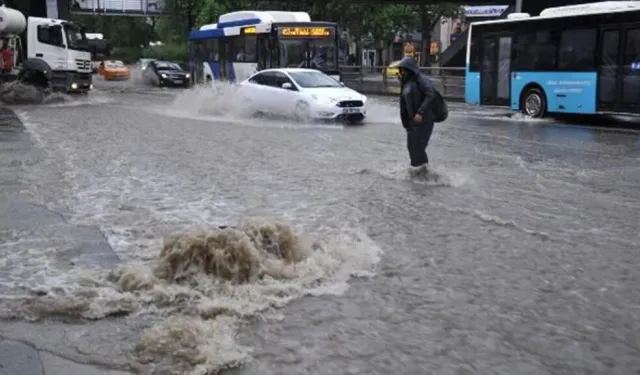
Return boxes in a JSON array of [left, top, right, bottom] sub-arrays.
[[279, 39, 337, 73]]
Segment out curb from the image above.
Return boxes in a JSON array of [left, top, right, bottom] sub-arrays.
[[0, 108, 129, 375]]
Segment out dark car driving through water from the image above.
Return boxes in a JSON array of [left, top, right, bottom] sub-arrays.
[[142, 60, 191, 88]]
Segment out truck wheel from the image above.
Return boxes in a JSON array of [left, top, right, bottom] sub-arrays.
[[521, 88, 547, 118], [18, 70, 49, 89]]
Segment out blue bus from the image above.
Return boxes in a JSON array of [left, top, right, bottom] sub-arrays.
[[465, 2, 640, 118], [188, 10, 341, 85]]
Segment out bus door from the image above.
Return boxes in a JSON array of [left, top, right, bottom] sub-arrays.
[[257, 34, 278, 70], [191, 40, 205, 84], [480, 34, 512, 106], [598, 25, 640, 114], [218, 39, 232, 81]]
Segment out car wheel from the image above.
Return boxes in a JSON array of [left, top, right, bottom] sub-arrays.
[[346, 117, 365, 125], [245, 98, 262, 118], [521, 88, 547, 118], [294, 102, 311, 122]]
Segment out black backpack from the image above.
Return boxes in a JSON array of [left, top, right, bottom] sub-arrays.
[[416, 78, 449, 123], [432, 90, 449, 123]]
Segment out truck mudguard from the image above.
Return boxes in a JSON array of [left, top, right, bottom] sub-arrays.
[[21, 59, 53, 80]]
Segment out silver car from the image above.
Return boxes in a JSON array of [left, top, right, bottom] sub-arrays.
[[136, 58, 156, 70]]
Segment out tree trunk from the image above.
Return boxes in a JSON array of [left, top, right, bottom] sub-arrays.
[[419, 9, 431, 67]]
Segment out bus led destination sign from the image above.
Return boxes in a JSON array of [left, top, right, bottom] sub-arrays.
[[241, 26, 257, 34], [279, 27, 332, 38]]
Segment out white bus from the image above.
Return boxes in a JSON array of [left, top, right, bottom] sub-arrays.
[[188, 10, 341, 85]]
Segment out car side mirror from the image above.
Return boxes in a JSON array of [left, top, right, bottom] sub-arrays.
[[281, 82, 293, 90]]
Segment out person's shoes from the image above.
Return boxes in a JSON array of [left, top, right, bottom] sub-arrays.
[[409, 164, 429, 178]]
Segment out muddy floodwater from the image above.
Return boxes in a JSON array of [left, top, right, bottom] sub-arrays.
[[1, 77, 639, 374]]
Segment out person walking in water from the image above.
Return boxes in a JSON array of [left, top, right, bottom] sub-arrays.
[[397, 56, 438, 173]]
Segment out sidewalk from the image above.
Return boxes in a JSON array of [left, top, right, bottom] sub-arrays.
[[0, 107, 130, 375]]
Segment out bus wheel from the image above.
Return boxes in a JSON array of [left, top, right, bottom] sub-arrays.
[[521, 88, 546, 118]]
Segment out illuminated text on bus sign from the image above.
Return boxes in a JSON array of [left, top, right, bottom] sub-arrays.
[[241, 26, 257, 34], [279, 27, 332, 38]]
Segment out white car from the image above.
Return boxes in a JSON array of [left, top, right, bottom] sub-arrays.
[[239, 68, 367, 124]]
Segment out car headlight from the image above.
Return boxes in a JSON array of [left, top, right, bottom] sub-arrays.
[[185, 73, 190, 78], [161, 73, 167, 78]]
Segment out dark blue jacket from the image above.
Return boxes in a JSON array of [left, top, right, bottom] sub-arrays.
[[397, 57, 437, 129]]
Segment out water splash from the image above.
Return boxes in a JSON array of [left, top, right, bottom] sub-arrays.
[[0, 82, 46, 105], [0, 218, 382, 374], [359, 163, 472, 188]]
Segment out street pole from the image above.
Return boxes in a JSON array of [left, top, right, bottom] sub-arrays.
[[515, 0, 523, 13]]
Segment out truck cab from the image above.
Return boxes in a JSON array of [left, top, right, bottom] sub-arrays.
[[23, 17, 93, 93]]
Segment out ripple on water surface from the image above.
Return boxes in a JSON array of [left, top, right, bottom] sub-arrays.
[[5, 105, 385, 373]]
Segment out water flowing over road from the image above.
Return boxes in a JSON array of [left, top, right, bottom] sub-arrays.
[[1, 76, 639, 374]]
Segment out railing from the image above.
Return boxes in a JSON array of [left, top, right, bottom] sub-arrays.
[[339, 65, 466, 101], [70, 0, 165, 14]]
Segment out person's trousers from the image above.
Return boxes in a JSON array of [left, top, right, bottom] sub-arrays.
[[406, 122, 434, 167]]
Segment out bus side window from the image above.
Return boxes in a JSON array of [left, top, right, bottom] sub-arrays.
[[513, 31, 535, 70], [533, 31, 558, 70], [558, 29, 596, 70], [244, 34, 257, 62], [231, 35, 257, 62], [256, 35, 269, 70], [205, 39, 219, 61]]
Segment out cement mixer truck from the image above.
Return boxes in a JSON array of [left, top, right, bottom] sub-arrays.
[[0, 5, 92, 93]]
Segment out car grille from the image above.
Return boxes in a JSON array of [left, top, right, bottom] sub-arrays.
[[75, 59, 91, 71], [337, 100, 363, 108]]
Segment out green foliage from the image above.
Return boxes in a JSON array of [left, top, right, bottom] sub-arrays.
[[142, 43, 189, 63], [414, 3, 464, 66], [109, 47, 141, 63], [110, 44, 188, 64]]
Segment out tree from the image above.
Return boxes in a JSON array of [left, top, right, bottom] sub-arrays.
[[367, 5, 420, 60], [162, 0, 202, 39], [412, 2, 462, 66]]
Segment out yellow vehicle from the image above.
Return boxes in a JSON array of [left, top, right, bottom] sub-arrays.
[[98, 60, 131, 81], [383, 54, 421, 81], [384, 60, 402, 80]]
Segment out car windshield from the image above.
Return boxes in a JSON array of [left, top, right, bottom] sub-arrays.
[[156, 62, 182, 71], [288, 71, 341, 88], [105, 61, 124, 68]]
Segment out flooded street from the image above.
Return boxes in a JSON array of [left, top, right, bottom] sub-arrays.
[[1, 78, 639, 374]]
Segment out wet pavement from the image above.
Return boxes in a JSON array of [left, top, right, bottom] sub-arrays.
[[0, 77, 639, 374]]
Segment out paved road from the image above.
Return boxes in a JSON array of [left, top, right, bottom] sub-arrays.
[[0, 76, 639, 374]]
